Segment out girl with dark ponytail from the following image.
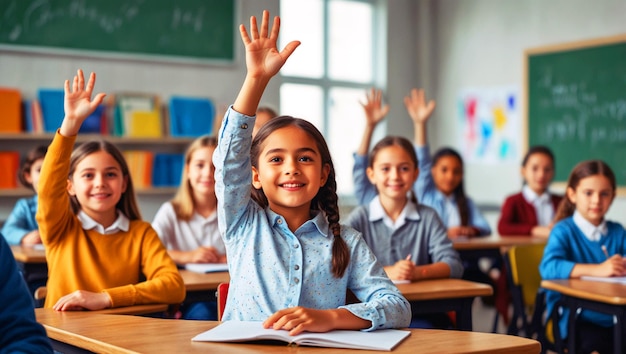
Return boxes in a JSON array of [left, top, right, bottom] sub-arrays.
[[213, 10, 410, 335]]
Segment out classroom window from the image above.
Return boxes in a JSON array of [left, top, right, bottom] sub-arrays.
[[280, 0, 384, 197]]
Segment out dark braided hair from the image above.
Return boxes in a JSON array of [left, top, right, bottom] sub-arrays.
[[432, 147, 469, 226], [368, 136, 419, 204], [251, 116, 350, 278]]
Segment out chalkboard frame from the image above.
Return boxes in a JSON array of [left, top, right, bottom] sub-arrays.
[[0, 0, 238, 65], [524, 34, 626, 191]]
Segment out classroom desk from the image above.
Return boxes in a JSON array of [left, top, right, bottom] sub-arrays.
[[396, 278, 493, 331], [35, 308, 541, 354], [453, 235, 547, 258], [179, 271, 490, 331], [541, 279, 626, 354]]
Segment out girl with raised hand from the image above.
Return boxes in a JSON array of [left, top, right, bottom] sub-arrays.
[[36, 69, 185, 311], [346, 135, 463, 328], [214, 10, 410, 335]]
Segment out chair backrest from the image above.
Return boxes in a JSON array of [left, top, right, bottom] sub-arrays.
[[507, 243, 545, 307], [217, 282, 229, 321]]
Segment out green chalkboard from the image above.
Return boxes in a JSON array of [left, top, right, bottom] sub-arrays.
[[526, 35, 626, 186], [0, 0, 235, 62]]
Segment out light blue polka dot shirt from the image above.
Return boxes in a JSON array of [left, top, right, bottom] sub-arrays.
[[213, 107, 411, 330]]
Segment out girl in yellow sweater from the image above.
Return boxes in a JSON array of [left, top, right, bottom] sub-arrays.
[[36, 69, 185, 310]]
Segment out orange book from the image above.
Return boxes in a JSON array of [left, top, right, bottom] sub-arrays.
[[0, 151, 20, 188], [0, 88, 22, 133]]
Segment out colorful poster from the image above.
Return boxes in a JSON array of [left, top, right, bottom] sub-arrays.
[[457, 87, 520, 164]]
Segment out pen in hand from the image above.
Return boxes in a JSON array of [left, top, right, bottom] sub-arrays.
[[601, 245, 610, 259]]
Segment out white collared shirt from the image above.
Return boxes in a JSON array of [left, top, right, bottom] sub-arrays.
[[573, 210, 607, 242], [522, 185, 554, 226], [444, 194, 460, 227], [368, 195, 420, 231], [77, 210, 130, 235]]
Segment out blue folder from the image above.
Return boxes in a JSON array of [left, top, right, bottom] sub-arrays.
[[152, 153, 184, 187], [169, 96, 215, 137]]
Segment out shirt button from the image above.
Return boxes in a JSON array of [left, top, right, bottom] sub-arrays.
[[294, 265, 300, 270], [277, 219, 283, 224], [293, 244, 299, 249], [240, 123, 248, 129], [294, 277, 300, 284]]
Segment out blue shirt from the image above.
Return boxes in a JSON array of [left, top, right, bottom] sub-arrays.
[[353, 146, 491, 235], [539, 217, 626, 338], [214, 107, 411, 330], [0, 235, 52, 352], [2, 195, 39, 245], [346, 197, 464, 278]]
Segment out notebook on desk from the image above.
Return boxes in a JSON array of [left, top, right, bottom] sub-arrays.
[[192, 320, 410, 351], [580, 276, 626, 284], [185, 263, 229, 273]]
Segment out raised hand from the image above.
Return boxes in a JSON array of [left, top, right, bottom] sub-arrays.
[[403, 88, 436, 125], [60, 69, 106, 137], [239, 10, 300, 81], [360, 88, 389, 128]]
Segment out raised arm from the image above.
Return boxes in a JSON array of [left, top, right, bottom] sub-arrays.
[[353, 88, 389, 204], [403, 88, 435, 147]]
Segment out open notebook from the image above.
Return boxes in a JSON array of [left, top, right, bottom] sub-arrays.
[[192, 321, 410, 351], [185, 263, 229, 273]]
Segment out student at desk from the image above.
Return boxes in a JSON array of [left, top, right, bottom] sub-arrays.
[[214, 10, 410, 334], [0, 235, 52, 352], [540, 160, 626, 354], [2, 144, 47, 246], [152, 135, 225, 320], [36, 69, 185, 311], [498, 146, 562, 237], [346, 125, 463, 328]]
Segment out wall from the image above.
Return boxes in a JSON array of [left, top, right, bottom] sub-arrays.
[[3, 0, 626, 226], [0, 0, 278, 221], [416, 0, 626, 225]]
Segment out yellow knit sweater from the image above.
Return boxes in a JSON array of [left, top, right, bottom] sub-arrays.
[[36, 132, 185, 308]]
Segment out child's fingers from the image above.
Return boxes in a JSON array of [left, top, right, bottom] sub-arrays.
[[279, 40, 301, 61], [91, 93, 107, 108], [64, 79, 71, 94], [239, 24, 251, 45], [72, 74, 79, 93], [77, 69, 85, 91], [269, 15, 280, 40], [260, 10, 270, 38], [85, 72, 96, 94], [249, 15, 259, 40]]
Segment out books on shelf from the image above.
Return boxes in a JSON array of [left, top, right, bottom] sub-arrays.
[[152, 153, 184, 187], [0, 151, 20, 188], [192, 321, 411, 351], [38, 89, 65, 133], [123, 151, 154, 189], [186, 263, 229, 273], [169, 96, 215, 137], [113, 93, 163, 138], [0, 87, 22, 133], [581, 276, 626, 284]]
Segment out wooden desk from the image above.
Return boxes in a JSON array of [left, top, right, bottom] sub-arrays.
[[10, 245, 47, 263], [453, 235, 546, 257], [541, 279, 626, 353], [36, 308, 541, 354], [179, 270, 230, 303], [396, 279, 492, 331]]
